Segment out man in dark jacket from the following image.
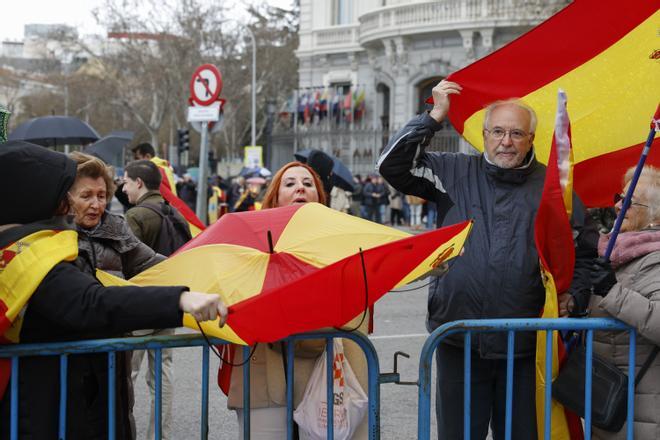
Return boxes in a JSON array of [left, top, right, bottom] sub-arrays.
[[0, 141, 227, 440], [377, 80, 596, 440]]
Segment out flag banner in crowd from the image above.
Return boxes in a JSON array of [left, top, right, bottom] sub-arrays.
[[149, 157, 205, 236], [533, 90, 582, 440], [427, 0, 659, 207], [97, 203, 472, 345], [292, 86, 367, 126], [159, 183, 205, 237]]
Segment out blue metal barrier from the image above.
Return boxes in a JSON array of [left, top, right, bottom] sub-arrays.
[[0, 330, 381, 440], [417, 318, 635, 440]]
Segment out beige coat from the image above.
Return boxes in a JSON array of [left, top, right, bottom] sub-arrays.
[[589, 250, 660, 440], [228, 313, 370, 439]]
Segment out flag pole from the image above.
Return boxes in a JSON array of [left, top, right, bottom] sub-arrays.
[[604, 104, 660, 260]]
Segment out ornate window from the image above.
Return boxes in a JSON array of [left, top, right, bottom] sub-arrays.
[[332, 0, 353, 25]]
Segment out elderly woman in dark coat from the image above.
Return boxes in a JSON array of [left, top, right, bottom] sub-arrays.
[[68, 152, 164, 279], [67, 152, 166, 438], [589, 165, 660, 440]]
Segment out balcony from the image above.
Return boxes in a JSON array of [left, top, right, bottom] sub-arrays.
[[310, 24, 360, 54], [358, 0, 570, 46]]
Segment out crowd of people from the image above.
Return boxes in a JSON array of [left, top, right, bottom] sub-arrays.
[[0, 77, 658, 440]]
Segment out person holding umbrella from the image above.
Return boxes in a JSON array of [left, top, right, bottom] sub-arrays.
[[0, 141, 227, 440], [226, 161, 369, 439]]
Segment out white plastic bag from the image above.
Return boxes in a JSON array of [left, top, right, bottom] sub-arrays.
[[294, 339, 368, 440]]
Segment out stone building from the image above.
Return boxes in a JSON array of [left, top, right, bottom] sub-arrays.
[[270, 0, 570, 174]]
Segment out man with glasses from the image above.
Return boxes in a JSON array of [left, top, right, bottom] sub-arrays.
[[376, 80, 596, 440]]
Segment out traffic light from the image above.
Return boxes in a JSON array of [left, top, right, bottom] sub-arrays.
[[177, 128, 190, 153]]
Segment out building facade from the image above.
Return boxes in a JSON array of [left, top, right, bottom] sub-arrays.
[[271, 0, 570, 175]]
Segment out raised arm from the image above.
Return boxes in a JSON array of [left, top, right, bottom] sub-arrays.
[[376, 80, 462, 201]]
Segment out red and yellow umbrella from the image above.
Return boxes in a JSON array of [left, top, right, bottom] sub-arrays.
[[99, 203, 472, 345]]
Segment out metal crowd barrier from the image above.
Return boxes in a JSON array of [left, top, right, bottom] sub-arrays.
[[417, 318, 635, 440], [0, 330, 381, 440]]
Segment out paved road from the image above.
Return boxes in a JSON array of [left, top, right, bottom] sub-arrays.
[[132, 281, 437, 439]]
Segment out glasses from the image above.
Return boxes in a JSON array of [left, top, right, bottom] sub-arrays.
[[614, 193, 648, 208], [484, 127, 531, 142]]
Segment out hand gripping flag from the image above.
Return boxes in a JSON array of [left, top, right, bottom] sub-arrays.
[[97, 203, 472, 345], [428, 0, 659, 207], [533, 90, 582, 440]]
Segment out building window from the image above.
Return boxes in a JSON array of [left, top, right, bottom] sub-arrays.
[[332, 0, 353, 25]]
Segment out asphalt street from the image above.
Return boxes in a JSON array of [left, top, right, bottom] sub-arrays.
[[132, 280, 437, 439]]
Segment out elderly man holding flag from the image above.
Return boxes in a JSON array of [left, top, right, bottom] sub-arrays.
[[377, 80, 597, 439]]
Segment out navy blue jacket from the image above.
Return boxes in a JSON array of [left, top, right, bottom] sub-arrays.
[[377, 113, 596, 358]]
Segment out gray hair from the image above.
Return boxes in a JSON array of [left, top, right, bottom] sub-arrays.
[[624, 165, 660, 225], [483, 98, 538, 133]]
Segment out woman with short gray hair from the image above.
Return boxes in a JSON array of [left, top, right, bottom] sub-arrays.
[[588, 165, 660, 439]]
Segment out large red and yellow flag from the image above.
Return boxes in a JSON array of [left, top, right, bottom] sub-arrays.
[[534, 90, 582, 440], [429, 0, 659, 207], [98, 203, 472, 345]]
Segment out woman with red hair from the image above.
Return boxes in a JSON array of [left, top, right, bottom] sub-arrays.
[[226, 161, 368, 439]]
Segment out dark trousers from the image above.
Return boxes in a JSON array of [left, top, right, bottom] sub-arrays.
[[435, 343, 537, 440]]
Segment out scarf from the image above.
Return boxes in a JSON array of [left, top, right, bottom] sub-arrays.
[[598, 228, 660, 268]]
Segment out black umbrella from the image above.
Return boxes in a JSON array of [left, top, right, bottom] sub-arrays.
[[84, 132, 134, 167], [294, 149, 355, 192], [8, 115, 100, 147]]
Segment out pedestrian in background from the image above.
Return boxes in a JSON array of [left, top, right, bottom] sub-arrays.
[[388, 185, 404, 226], [406, 194, 424, 230], [350, 174, 364, 217]]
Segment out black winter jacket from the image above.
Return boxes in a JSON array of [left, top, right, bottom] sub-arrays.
[[0, 219, 184, 440], [377, 113, 596, 358], [75, 211, 165, 279]]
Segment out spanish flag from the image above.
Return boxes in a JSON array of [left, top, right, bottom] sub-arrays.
[[533, 90, 582, 440], [430, 0, 659, 207], [149, 156, 205, 236]]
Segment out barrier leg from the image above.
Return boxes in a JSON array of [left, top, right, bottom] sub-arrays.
[[504, 331, 515, 440], [59, 354, 68, 440], [201, 345, 209, 440], [463, 332, 471, 440], [108, 351, 116, 440], [10, 357, 19, 440]]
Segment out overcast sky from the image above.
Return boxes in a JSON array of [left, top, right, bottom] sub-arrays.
[[1, 0, 295, 41]]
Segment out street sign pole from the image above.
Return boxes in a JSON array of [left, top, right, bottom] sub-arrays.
[[188, 63, 223, 226], [195, 121, 209, 224]]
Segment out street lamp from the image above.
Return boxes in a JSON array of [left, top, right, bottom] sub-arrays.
[[245, 26, 257, 148]]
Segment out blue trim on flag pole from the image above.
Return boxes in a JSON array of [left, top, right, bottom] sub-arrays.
[[605, 117, 658, 260]]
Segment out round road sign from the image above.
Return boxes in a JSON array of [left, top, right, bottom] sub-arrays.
[[190, 64, 223, 106]]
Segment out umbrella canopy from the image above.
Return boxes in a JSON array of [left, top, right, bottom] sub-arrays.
[[84, 132, 133, 167], [295, 149, 355, 192], [239, 166, 271, 178], [246, 176, 266, 185], [99, 203, 472, 345], [8, 116, 100, 147]]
